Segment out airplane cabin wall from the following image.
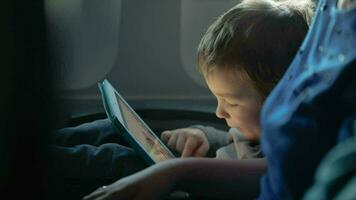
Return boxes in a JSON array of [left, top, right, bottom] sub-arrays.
[[46, 0, 240, 124]]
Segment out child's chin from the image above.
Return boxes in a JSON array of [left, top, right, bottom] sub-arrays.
[[229, 124, 241, 130], [226, 121, 235, 128]]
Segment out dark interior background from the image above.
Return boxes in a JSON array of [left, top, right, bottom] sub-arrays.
[[1, 1, 54, 199]]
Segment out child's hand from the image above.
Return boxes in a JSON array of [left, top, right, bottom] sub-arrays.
[[161, 128, 209, 157]]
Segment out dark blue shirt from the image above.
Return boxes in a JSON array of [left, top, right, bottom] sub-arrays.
[[258, 0, 356, 199]]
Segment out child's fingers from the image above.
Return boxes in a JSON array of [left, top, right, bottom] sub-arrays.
[[193, 142, 209, 157], [181, 138, 199, 157], [167, 132, 178, 150], [160, 130, 171, 143], [176, 134, 187, 153]]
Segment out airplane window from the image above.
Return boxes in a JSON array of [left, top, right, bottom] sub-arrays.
[[45, 0, 122, 90]]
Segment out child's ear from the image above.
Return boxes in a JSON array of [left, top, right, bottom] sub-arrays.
[[337, 0, 356, 10]]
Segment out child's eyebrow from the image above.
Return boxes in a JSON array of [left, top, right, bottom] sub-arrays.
[[215, 92, 244, 99]]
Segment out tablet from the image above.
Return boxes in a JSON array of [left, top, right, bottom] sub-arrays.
[[98, 79, 176, 165]]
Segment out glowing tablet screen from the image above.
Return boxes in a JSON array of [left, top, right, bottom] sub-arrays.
[[115, 92, 174, 163]]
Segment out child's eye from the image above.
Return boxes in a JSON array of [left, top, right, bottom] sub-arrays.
[[226, 101, 239, 107], [220, 98, 239, 107]]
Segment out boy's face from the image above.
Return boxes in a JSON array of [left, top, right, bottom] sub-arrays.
[[206, 69, 263, 141]]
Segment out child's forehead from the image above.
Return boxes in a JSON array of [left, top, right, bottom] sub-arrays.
[[205, 67, 249, 83], [206, 69, 251, 90]]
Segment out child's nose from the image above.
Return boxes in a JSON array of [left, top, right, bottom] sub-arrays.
[[216, 104, 229, 119]]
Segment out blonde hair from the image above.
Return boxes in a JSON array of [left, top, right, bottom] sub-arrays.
[[197, 0, 315, 97]]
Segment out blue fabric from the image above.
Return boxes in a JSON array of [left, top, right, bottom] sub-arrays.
[[258, 0, 356, 199]]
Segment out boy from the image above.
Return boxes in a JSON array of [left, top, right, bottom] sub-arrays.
[[83, 0, 315, 199], [161, 0, 314, 160]]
